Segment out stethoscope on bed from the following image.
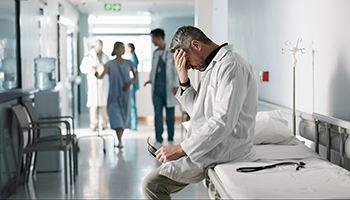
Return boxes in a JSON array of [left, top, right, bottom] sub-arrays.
[[236, 161, 306, 173]]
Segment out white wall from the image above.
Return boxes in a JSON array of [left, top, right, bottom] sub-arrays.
[[78, 13, 89, 112], [20, 0, 40, 91], [194, 0, 212, 37], [227, 0, 350, 121], [212, 0, 228, 44]]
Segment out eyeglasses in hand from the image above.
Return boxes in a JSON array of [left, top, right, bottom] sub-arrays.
[[147, 137, 158, 158]]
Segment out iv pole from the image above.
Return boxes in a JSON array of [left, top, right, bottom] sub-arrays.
[[95, 73, 107, 153], [93, 74, 117, 152], [77, 68, 107, 154], [282, 38, 306, 135]]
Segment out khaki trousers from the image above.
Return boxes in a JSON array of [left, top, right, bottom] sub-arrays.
[[90, 106, 109, 129], [142, 166, 189, 200]]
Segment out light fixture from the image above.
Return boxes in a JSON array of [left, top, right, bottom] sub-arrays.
[[88, 16, 151, 25], [59, 16, 76, 26], [92, 28, 151, 34], [135, 11, 151, 16]]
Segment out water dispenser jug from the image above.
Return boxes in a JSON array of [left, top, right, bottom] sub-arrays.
[[34, 57, 56, 90], [2, 57, 17, 89]]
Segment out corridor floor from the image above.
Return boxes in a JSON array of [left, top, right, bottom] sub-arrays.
[[8, 111, 210, 199]]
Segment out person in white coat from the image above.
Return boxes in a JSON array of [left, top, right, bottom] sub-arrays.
[[80, 40, 110, 131], [142, 26, 258, 199], [144, 28, 179, 147]]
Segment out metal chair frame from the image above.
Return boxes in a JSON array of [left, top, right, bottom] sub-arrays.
[[22, 102, 78, 181], [11, 105, 74, 194]]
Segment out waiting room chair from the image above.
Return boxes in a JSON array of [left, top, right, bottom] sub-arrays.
[[23, 101, 78, 181], [1, 116, 17, 185], [11, 104, 73, 194]]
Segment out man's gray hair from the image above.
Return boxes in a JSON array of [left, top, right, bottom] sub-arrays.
[[169, 26, 212, 53]]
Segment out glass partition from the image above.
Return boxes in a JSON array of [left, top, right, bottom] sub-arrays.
[[0, 0, 18, 91], [0, 1, 20, 197]]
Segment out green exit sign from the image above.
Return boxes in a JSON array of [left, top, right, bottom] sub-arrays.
[[104, 3, 122, 11]]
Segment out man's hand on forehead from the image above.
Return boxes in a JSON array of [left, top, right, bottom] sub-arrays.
[[174, 48, 189, 84]]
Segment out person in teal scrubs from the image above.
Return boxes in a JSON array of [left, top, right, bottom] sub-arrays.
[[96, 41, 137, 149], [144, 29, 179, 148], [126, 43, 139, 131]]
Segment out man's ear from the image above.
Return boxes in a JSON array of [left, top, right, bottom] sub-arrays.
[[190, 40, 201, 51]]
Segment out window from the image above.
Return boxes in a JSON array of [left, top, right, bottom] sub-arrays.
[[0, 0, 18, 91]]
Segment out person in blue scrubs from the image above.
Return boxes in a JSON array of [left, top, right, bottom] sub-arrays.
[[144, 29, 179, 148], [96, 41, 137, 149], [126, 43, 139, 131]]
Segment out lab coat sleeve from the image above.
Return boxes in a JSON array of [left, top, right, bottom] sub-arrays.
[[180, 63, 250, 161], [149, 51, 157, 81], [80, 49, 95, 74], [175, 85, 197, 118], [79, 56, 90, 74], [88, 50, 97, 67], [103, 53, 110, 64]]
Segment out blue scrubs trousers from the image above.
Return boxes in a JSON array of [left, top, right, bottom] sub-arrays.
[[153, 94, 175, 143], [153, 55, 174, 143]]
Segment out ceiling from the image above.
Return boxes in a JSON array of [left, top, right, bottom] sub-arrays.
[[66, 0, 195, 18]]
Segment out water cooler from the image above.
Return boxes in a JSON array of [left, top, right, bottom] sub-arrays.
[[33, 57, 61, 172], [34, 57, 56, 90], [2, 57, 17, 90]]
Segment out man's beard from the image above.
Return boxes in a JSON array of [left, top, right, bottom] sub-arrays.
[[196, 60, 208, 72]]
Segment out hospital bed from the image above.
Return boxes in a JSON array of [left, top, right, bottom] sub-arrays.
[[204, 110, 350, 199]]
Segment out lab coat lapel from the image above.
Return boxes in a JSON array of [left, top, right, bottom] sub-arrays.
[[204, 44, 234, 72]]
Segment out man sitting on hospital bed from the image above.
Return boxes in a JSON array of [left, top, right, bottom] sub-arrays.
[[142, 25, 259, 199]]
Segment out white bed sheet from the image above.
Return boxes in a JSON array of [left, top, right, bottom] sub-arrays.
[[211, 141, 350, 199]]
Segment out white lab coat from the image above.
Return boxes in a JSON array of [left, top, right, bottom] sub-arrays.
[[80, 49, 110, 107], [159, 45, 258, 183], [149, 46, 179, 107]]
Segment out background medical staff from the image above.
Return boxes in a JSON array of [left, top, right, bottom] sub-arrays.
[[80, 40, 110, 131], [144, 28, 179, 148], [126, 43, 139, 131]]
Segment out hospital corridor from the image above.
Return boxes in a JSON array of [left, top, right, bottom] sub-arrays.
[[2, 0, 350, 199], [7, 112, 209, 199]]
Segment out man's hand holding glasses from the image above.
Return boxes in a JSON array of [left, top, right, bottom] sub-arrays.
[[147, 137, 187, 163], [147, 137, 158, 158]]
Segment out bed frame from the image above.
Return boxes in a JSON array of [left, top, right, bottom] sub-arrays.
[[205, 111, 350, 199], [301, 113, 350, 167]]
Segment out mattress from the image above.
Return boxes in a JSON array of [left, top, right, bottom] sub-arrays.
[[208, 140, 350, 199]]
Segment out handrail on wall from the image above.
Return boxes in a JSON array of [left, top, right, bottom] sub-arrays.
[[312, 113, 350, 167]]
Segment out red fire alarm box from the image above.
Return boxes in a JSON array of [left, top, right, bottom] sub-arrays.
[[259, 71, 269, 82]]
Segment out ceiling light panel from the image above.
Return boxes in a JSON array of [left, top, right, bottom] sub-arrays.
[[92, 28, 151, 34], [89, 16, 151, 24]]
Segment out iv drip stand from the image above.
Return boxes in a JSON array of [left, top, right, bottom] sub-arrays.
[[282, 38, 306, 135], [77, 70, 117, 154], [77, 77, 107, 154]]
